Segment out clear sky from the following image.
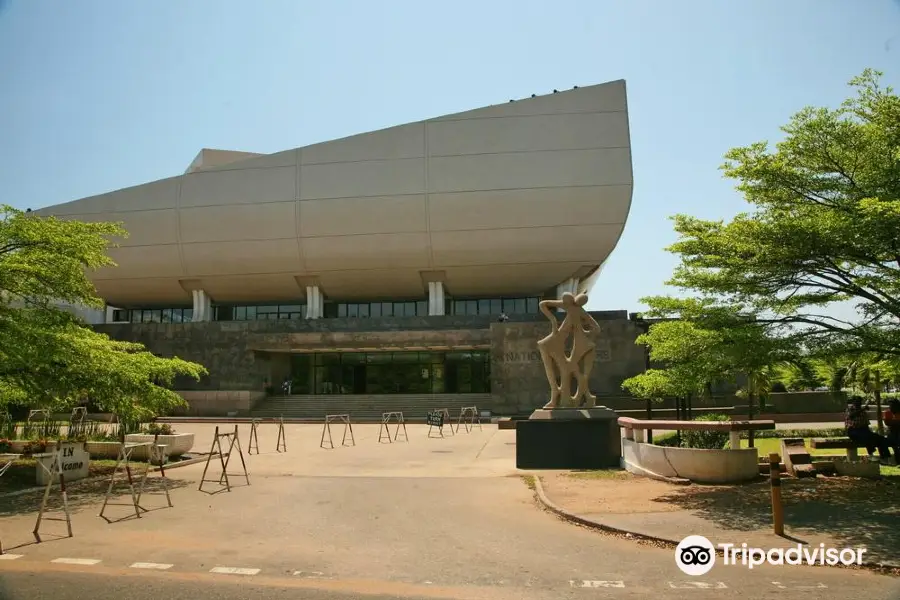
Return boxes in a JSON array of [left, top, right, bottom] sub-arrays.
[[1, 0, 898, 313]]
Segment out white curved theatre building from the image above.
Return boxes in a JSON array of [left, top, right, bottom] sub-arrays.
[[37, 80, 642, 417]]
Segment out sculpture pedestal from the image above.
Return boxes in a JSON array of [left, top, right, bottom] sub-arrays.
[[515, 407, 621, 470]]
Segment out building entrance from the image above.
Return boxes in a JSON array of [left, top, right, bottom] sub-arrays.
[[288, 351, 490, 395]]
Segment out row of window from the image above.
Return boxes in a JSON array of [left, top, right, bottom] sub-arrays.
[[112, 308, 193, 323], [286, 351, 491, 395], [112, 296, 541, 323]]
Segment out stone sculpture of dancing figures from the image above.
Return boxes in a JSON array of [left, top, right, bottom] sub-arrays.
[[537, 292, 602, 409]]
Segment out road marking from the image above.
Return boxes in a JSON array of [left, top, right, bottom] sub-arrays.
[[569, 580, 626, 588], [293, 571, 330, 579], [130, 562, 173, 570], [51, 558, 101, 566], [668, 581, 728, 589], [0, 554, 23, 560], [210, 566, 260, 575], [772, 582, 828, 589]]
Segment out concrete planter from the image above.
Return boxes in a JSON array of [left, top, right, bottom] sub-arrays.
[[124, 433, 194, 458], [84, 441, 122, 459], [8, 440, 57, 455], [832, 457, 880, 478], [622, 438, 760, 484]]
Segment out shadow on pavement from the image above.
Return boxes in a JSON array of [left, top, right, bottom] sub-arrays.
[[654, 475, 900, 564], [0, 475, 191, 518]]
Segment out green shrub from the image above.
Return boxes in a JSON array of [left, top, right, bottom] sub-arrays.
[[744, 428, 845, 440], [651, 432, 680, 447], [143, 423, 174, 436], [681, 414, 731, 449]]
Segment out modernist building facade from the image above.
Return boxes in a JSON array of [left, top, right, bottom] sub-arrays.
[[37, 79, 645, 416]]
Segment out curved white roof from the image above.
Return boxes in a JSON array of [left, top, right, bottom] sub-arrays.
[[38, 80, 634, 306]]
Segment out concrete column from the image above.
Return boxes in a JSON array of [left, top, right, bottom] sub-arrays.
[[729, 430, 741, 450], [427, 281, 445, 316], [105, 305, 117, 323], [305, 285, 323, 319], [556, 277, 580, 299], [191, 289, 212, 322], [634, 429, 645, 444]]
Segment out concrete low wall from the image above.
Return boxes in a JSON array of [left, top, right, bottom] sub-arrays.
[[173, 390, 267, 417], [621, 438, 760, 484]]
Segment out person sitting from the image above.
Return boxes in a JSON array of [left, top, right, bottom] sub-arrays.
[[845, 395, 893, 462], [883, 398, 900, 459]]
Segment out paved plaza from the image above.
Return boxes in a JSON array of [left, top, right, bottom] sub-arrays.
[[0, 423, 897, 600]]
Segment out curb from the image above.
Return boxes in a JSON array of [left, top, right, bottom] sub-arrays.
[[527, 474, 900, 572], [528, 474, 676, 547]]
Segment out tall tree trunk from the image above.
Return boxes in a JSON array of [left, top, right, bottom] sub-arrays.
[[747, 388, 756, 449], [875, 370, 883, 435]]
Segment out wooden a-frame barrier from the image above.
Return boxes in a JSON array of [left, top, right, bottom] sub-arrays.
[[199, 425, 250, 494], [248, 417, 287, 455], [455, 406, 483, 433], [378, 411, 408, 443], [320, 414, 355, 449], [99, 435, 173, 523]]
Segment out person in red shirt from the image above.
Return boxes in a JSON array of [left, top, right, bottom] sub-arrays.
[[884, 399, 900, 459]]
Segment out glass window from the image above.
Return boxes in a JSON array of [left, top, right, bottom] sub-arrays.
[[358, 303, 370, 318], [513, 298, 527, 314], [381, 302, 393, 317], [453, 300, 464, 316], [526, 297, 539, 313], [502, 298, 516, 313], [466, 300, 477, 315], [338, 304, 347, 317], [323, 303, 338, 318], [347, 304, 358, 318], [367, 353, 392, 364], [370, 302, 382, 317], [416, 300, 427, 316], [490, 299, 502, 314], [161, 309, 172, 323], [183, 308, 193, 322], [216, 306, 233, 321], [478, 299, 491, 315], [112, 309, 127, 322]]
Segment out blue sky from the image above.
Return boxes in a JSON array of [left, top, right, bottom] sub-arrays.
[[1, 1, 898, 313]]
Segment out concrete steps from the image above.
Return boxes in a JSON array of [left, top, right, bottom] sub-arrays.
[[251, 393, 493, 421]]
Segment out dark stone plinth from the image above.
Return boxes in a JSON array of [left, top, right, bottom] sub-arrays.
[[516, 407, 621, 469]]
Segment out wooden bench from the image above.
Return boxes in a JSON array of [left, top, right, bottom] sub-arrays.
[[810, 438, 874, 461]]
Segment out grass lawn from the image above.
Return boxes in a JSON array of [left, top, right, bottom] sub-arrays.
[[0, 458, 123, 493], [740, 437, 900, 477]]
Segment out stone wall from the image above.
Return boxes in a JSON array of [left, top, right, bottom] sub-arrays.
[[94, 310, 649, 415]]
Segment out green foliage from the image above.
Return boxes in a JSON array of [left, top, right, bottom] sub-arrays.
[[646, 70, 900, 357], [0, 206, 207, 420], [623, 303, 794, 411], [143, 422, 175, 436], [773, 359, 822, 391], [681, 414, 732, 449], [743, 427, 846, 440]]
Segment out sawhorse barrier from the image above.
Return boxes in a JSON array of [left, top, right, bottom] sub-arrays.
[[32, 445, 73, 544], [321, 414, 355, 449], [199, 425, 250, 494], [378, 412, 408, 443], [248, 416, 288, 455], [99, 436, 172, 523], [0, 452, 21, 553], [456, 406, 483, 433], [427, 408, 454, 438]]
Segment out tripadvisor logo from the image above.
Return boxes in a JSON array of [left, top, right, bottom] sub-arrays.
[[675, 536, 867, 575]]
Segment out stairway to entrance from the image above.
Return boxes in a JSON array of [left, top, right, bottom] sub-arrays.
[[251, 393, 494, 421]]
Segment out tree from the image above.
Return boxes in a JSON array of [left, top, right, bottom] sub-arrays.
[[656, 70, 900, 356], [0, 205, 206, 421], [624, 300, 795, 445]]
